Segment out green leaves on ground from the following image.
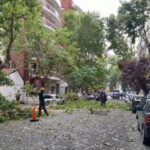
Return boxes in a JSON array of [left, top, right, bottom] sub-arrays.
[[0, 94, 31, 123], [52, 100, 130, 113]]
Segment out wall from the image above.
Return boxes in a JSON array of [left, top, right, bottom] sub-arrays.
[[0, 71, 25, 101]]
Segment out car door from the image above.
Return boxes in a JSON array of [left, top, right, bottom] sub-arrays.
[[137, 103, 144, 131], [139, 105, 148, 131]]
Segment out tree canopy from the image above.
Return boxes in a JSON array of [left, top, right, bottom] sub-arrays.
[[118, 0, 150, 56], [106, 15, 132, 59], [0, 0, 40, 63], [118, 58, 150, 95]]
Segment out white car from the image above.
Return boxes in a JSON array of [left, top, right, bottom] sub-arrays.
[[44, 94, 64, 105], [125, 95, 130, 102], [146, 98, 150, 103]]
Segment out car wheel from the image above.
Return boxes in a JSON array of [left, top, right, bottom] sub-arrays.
[[142, 128, 150, 145]]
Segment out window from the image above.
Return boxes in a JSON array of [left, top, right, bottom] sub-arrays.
[[45, 95, 54, 99]]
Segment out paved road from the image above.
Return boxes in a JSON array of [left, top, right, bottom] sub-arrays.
[[0, 109, 150, 150]]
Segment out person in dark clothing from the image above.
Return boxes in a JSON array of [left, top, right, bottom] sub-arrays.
[[15, 90, 21, 101], [99, 89, 107, 106], [38, 88, 49, 117]]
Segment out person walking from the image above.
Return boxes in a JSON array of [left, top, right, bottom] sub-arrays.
[[15, 90, 21, 102], [99, 89, 107, 106], [38, 87, 49, 117]]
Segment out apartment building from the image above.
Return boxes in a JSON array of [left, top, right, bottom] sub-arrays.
[[40, 0, 62, 30]]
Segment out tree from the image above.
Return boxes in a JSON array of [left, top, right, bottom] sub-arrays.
[[76, 12, 105, 66], [63, 11, 80, 32], [106, 15, 133, 59], [0, 0, 40, 64], [12, 10, 108, 91], [0, 71, 12, 86], [118, 58, 150, 95], [118, 0, 150, 56], [52, 12, 108, 91], [67, 62, 107, 91], [106, 57, 120, 91]]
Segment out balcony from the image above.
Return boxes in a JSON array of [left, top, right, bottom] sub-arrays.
[[41, 17, 56, 30], [41, 5, 61, 28], [43, 24, 55, 31], [47, 0, 62, 15]]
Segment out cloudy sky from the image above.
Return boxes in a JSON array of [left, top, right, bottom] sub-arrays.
[[73, 0, 121, 17]]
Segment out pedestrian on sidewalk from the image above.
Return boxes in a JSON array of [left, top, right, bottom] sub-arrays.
[[98, 89, 107, 106], [38, 87, 49, 117]]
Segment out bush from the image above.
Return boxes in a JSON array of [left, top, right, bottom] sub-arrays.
[[0, 94, 31, 123], [64, 92, 81, 102]]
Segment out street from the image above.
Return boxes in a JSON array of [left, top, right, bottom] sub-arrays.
[[0, 103, 150, 150]]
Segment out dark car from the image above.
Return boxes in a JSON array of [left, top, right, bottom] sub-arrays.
[[131, 95, 142, 113], [111, 90, 120, 99], [136, 101, 150, 144]]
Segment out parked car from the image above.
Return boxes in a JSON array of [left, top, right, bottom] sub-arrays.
[[111, 90, 120, 99], [131, 95, 142, 113], [44, 94, 64, 105], [146, 95, 150, 103], [85, 93, 96, 100], [136, 101, 150, 144]]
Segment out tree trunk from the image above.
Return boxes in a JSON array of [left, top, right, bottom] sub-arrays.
[[143, 29, 150, 59], [5, 12, 14, 64]]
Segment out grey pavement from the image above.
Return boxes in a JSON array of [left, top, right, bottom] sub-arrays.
[[0, 109, 150, 150]]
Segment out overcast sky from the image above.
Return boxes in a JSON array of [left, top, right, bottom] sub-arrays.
[[73, 0, 121, 17]]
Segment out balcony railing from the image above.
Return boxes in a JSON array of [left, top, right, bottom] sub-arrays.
[[46, 2, 55, 13], [41, 17, 56, 30], [42, 5, 61, 27]]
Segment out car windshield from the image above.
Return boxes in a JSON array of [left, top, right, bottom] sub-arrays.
[[134, 96, 142, 100], [113, 90, 119, 92], [113, 92, 119, 94]]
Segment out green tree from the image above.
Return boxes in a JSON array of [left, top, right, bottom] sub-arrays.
[[106, 57, 120, 91], [118, 0, 150, 56], [61, 12, 108, 90], [76, 12, 105, 66], [0, 0, 40, 64], [63, 11, 80, 32], [0, 71, 12, 86], [106, 15, 132, 59]]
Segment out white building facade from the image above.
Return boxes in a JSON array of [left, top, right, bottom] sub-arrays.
[[0, 70, 25, 101], [40, 0, 62, 30]]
